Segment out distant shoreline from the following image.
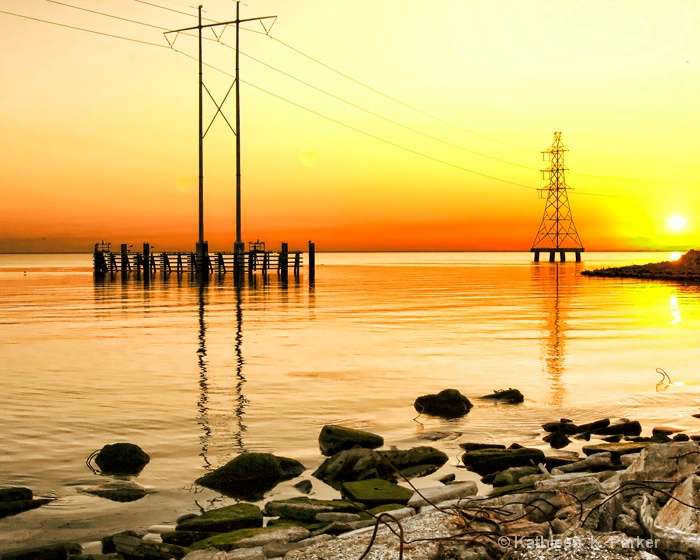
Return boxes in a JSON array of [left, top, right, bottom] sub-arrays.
[[582, 249, 700, 281]]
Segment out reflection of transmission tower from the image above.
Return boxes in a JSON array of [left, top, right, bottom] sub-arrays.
[[530, 132, 585, 263]]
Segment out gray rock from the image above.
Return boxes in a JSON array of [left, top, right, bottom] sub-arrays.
[[0, 542, 82, 560], [318, 425, 383, 457], [80, 480, 148, 502]]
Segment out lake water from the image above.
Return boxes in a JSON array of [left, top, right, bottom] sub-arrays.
[[2, 251, 700, 552]]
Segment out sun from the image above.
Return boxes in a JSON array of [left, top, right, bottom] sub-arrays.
[[669, 215, 686, 231]]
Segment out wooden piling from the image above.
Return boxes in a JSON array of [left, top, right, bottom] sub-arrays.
[[280, 242, 289, 281], [308, 240, 315, 283]]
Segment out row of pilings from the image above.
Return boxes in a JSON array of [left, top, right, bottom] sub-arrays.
[[93, 240, 315, 283]]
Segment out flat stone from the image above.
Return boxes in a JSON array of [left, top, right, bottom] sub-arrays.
[[176, 503, 263, 533], [590, 420, 642, 437], [263, 497, 363, 522], [551, 452, 615, 474], [582, 442, 650, 461], [462, 447, 546, 476], [340, 478, 414, 508], [80, 480, 148, 502], [0, 487, 33, 502], [190, 526, 310, 551], [406, 481, 477, 508], [652, 425, 685, 435]]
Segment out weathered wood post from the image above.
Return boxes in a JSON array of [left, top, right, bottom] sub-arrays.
[[308, 240, 315, 283], [293, 252, 301, 278], [143, 243, 151, 284], [120, 244, 129, 278], [280, 242, 289, 282]]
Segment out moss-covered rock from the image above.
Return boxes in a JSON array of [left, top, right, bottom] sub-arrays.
[[175, 503, 263, 533], [340, 478, 414, 508], [190, 526, 310, 551], [263, 497, 364, 521], [582, 442, 650, 462], [195, 453, 305, 501], [492, 465, 541, 487]]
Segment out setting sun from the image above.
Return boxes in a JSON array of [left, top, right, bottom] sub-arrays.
[[669, 216, 687, 231]]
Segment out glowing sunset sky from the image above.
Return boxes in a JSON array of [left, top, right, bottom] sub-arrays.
[[1, 0, 699, 252]]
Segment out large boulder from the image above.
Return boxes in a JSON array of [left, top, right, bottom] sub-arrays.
[[195, 453, 305, 501], [92, 443, 150, 475], [318, 425, 383, 456], [312, 446, 448, 489], [413, 389, 472, 418]]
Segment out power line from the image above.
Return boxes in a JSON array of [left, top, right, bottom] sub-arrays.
[[170, 47, 538, 192], [268, 35, 535, 153], [219, 43, 538, 172], [0, 8, 169, 47], [45, 0, 170, 31], [129, 0, 207, 20]]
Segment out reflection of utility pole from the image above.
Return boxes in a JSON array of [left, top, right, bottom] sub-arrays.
[[165, 4, 276, 275]]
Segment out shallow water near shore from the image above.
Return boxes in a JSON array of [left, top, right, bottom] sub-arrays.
[[1, 251, 700, 551]]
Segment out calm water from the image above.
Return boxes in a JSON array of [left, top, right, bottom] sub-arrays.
[[2, 251, 700, 551]]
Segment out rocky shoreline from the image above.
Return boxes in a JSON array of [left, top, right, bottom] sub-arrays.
[[581, 249, 700, 281], [3, 389, 700, 560]]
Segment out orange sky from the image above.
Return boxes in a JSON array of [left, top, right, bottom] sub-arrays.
[[1, 0, 700, 252]]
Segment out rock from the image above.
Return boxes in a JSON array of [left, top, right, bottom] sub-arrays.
[[461, 447, 546, 476], [458, 442, 506, 452], [101, 530, 142, 554], [642, 474, 700, 558], [0, 486, 53, 519], [492, 465, 541, 487], [544, 455, 581, 470], [195, 453, 305, 500], [652, 426, 684, 435], [189, 526, 310, 551], [92, 443, 150, 475], [674, 433, 690, 442], [113, 533, 190, 559], [80, 480, 148, 502], [318, 425, 383, 456], [621, 441, 700, 483], [312, 446, 447, 489], [544, 431, 571, 449], [0, 542, 82, 560], [183, 549, 264, 560], [340, 478, 414, 507], [161, 531, 220, 547], [551, 452, 615, 474], [262, 535, 333, 559], [407, 481, 477, 508], [176, 503, 263, 533], [0, 487, 33, 502], [542, 420, 579, 435], [293, 480, 312, 494], [479, 388, 524, 404], [577, 418, 611, 433], [590, 420, 642, 437], [413, 388, 473, 418], [582, 441, 650, 460], [263, 497, 363, 522]]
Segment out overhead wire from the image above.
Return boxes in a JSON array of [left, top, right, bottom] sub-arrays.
[[2, 3, 618, 196], [218, 42, 539, 172], [169, 47, 538, 191], [0, 8, 169, 48]]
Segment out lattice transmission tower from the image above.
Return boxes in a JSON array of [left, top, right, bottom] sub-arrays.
[[530, 132, 585, 262]]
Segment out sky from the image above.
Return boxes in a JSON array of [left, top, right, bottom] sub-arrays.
[[1, 0, 700, 252]]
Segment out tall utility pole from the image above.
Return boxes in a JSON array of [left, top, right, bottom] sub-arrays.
[[530, 132, 585, 263], [165, 3, 276, 274]]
